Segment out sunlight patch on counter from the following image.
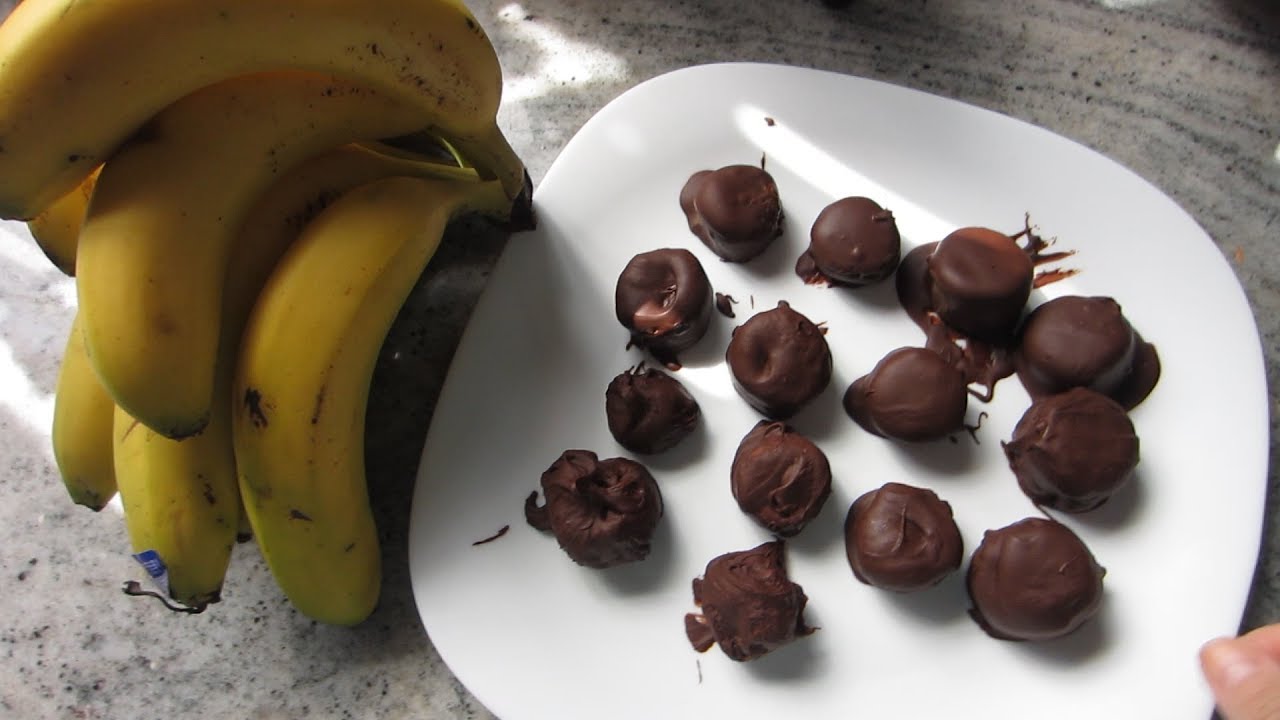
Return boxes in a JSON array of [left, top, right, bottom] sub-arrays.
[[496, 4, 628, 105]]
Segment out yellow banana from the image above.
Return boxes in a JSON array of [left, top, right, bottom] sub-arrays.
[[232, 175, 510, 625], [0, 0, 526, 220], [21, 143, 461, 282], [221, 142, 477, 547], [51, 311, 117, 510], [113, 399, 238, 611], [110, 144, 482, 613], [27, 167, 99, 276], [76, 71, 434, 440]]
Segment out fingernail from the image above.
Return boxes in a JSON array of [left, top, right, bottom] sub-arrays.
[[1203, 638, 1262, 688]]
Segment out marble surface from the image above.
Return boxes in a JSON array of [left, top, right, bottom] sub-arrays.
[[0, 0, 1276, 718]]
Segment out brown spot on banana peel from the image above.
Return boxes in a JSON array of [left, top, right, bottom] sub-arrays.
[[151, 311, 179, 336], [119, 417, 141, 443], [289, 509, 312, 521], [243, 388, 268, 428], [202, 481, 216, 505], [310, 385, 325, 425]]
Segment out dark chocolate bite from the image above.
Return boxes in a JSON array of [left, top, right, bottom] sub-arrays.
[[797, 196, 901, 286], [1003, 387, 1139, 513], [844, 483, 963, 592], [843, 346, 968, 442], [680, 165, 783, 262], [967, 517, 1105, 641], [614, 248, 713, 365], [683, 540, 814, 661], [730, 421, 832, 537], [1015, 295, 1161, 409], [928, 227, 1033, 342], [726, 301, 832, 419], [605, 365, 700, 455], [524, 450, 663, 569]]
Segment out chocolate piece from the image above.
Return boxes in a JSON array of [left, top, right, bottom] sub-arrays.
[[1003, 387, 1139, 513], [680, 165, 783, 262], [714, 292, 737, 318], [843, 347, 968, 442], [524, 450, 663, 569], [726, 301, 832, 419], [797, 196, 901, 286], [1015, 295, 1161, 409], [967, 517, 1105, 641], [615, 248, 713, 364], [895, 241, 1017, 402], [605, 365, 700, 455], [928, 227, 1033, 342], [684, 540, 814, 661], [844, 483, 963, 592], [730, 421, 832, 537]]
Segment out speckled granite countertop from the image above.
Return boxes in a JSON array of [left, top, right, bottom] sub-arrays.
[[0, 1, 1275, 718]]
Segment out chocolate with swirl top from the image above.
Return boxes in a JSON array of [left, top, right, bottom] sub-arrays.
[[843, 346, 968, 442], [680, 164, 783, 262], [1003, 387, 1139, 513], [797, 196, 901, 287], [730, 420, 832, 537], [615, 248, 712, 365], [684, 540, 814, 661], [966, 517, 1106, 641], [524, 450, 663, 569], [726, 301, 832, 419], [605, 364, 700, 455], [1015, 295, 1161, 409], [844, 482, 963, 592]]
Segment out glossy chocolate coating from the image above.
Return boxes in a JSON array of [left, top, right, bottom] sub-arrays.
[[684, 540, 814, 661], [726, 301, 832, 419], [1003, 387, 1139, 513], [928, 227, 1033, 342], [524, 450, 663, 569], [844, 482, 963, 592], [797, 196, 901, 286], [1016, 295, 1161, 409], [680, 165, 783, 262], [730, 421, 832, 537], [605, 365, 701, 455], [967, 517, 1105, 641], [615, 248, 713, 361], [843, 346, 968, 442]]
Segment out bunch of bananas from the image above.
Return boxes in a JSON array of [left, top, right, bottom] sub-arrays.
[[5, 0, 532, 625]]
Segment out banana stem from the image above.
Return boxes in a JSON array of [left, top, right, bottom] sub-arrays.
[[444, 123, 530, 208]]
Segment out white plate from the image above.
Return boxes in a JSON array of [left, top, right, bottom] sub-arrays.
[[408, 63, 1268, 720]]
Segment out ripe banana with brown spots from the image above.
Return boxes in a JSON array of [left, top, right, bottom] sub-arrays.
[[0, 0, 526, 220], [232, 175, 510, 625]]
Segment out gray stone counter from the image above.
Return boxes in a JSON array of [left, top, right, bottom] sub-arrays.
[[0, 1, 1275, 718]]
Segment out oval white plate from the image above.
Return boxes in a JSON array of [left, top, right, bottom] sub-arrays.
[[408, 63, 1268, 720]]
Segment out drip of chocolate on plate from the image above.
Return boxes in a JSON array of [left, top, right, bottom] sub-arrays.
[[714, 292, 738, 318], [895, 216, 1077, 402]]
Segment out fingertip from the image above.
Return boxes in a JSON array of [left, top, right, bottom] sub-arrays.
[[1201, 636, 1262, 690]]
